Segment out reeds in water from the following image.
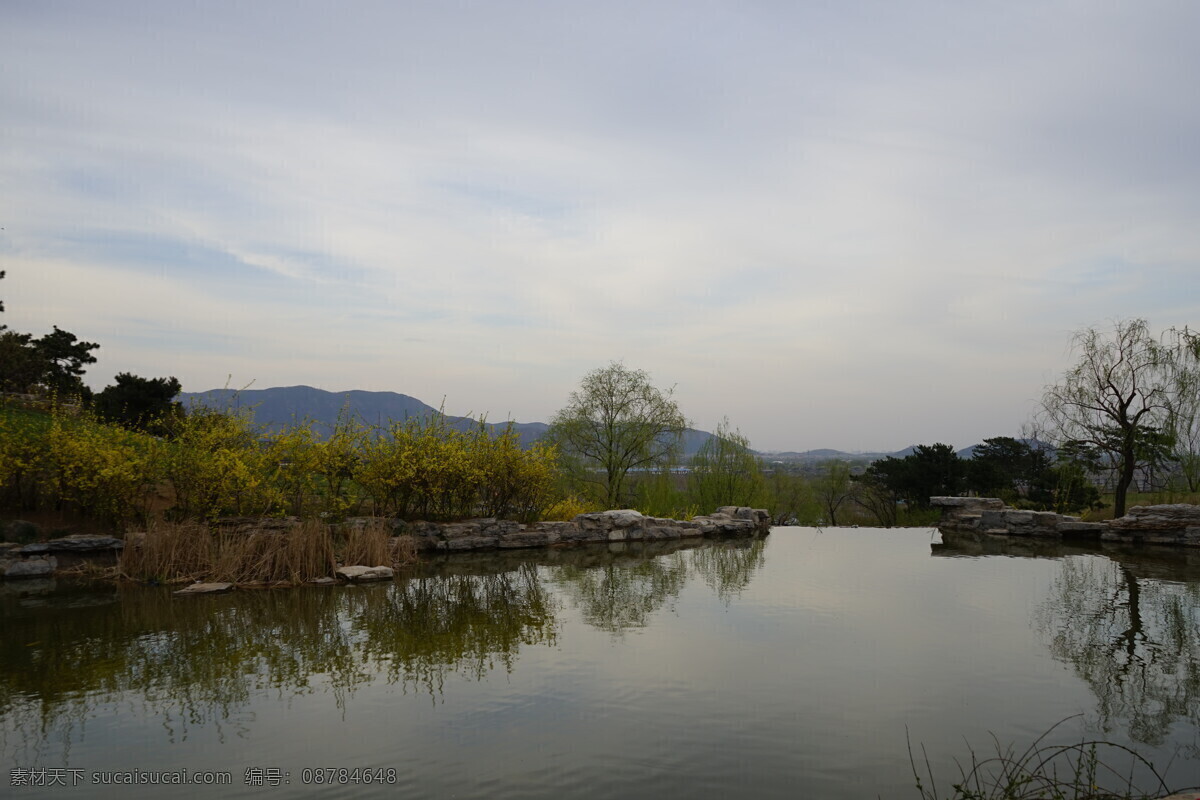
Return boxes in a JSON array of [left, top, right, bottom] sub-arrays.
[[120, 518, 416, 585], [909, 717, 1190, 800]]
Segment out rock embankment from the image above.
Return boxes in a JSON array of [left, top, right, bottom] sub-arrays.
[[393, 506, 771, 552], [0, 507, 772, 580], [0, 533, 124, 579], [931, 497, 1200, 546]]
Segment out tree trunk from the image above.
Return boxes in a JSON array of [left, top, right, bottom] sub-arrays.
[[1114, 439, 1137, 519]]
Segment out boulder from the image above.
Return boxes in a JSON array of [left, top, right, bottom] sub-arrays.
[[602, 509, 645, 528], [336, 565, 394, 582], [4, 556, 56, 578]]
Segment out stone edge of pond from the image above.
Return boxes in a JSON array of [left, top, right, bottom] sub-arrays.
[[0, 507, 772, 583], [931, 496, 1200, 546]]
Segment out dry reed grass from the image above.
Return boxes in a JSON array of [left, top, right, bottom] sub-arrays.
[[120, 517, 416, 585], [120, 521, 215, 583], [211, 519, 336, 584], [342, 518, 418, 569]]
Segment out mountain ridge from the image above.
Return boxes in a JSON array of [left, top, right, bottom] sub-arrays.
[[179, 385, 995, 459]]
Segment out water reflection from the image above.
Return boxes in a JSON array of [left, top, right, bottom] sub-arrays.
[[1, 538, 767, 761], [935, 533, 1200, 747]]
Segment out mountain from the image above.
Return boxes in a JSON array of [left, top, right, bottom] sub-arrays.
[[179, 385, 551, 445], [761, 448, 907, 464]]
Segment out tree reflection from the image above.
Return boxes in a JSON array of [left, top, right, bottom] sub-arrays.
[[1034, 555, 1200, 746], [0, 538, 768, 761], [551, 552, 690, 633], [550, 539, 767, 632], [690, 538, 766, 605], [349, 563, 559, 696]]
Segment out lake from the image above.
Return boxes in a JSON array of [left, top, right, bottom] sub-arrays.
[[4, 527, 1200, 798]]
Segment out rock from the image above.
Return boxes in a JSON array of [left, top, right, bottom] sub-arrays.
[[1103, 505, 1200, 546], [18, 543, 50, 555], [42, 535, 124, 552], [336, 565, 394, 582], [1108, 504, 1200, 532], [439, 536, 499, 551], [173, 582, 234, 595], [929, 497, 1007, 510], [497, 530, 562, 548], [309, 577, 337, 585], [4, 556, 57, 578], [212, 516, 301, 533], [601, 509, 645, 528]]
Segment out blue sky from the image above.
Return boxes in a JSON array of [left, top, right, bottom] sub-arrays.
[[3, 1, 1199, 452]]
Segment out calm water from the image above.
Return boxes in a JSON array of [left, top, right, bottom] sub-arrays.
[[4, 528, 1200, 798]]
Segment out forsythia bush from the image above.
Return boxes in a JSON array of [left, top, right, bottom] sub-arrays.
[[164, 407, 285, 520], [1, 402, 561, 526], [0, 407, 163, 525]]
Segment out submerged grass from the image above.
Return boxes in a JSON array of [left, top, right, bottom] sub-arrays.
[[120, 518, 416, 585], [909, 717, 1193, 800]]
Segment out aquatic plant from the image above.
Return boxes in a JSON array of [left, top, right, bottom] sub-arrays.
[[909, 716, 1190, 800]]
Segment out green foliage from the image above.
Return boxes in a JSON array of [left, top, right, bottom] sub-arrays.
[[632, 466, 697, 520], [0, 404, 166, 525], [1163, 325, 1200, 492], [93, 372, 183, 435], [162, 405, 283, 521], [0, 326, 99, 400], [687, 418, 768, 514], [812, 460, 855, 526], [0, 331, 43, 393], [540, 494, 601, 522], [1, 402, 562, 528], [547, 361, 689, 508], [763, 470, 819, 525], [863, 443, 964, 511]]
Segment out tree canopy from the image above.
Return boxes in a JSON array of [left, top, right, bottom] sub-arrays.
[[688, 418, 767, 513], [0, 325, 99, 399], [93, 372, 184, 435], [547, 361, 689, 508], [1035, 319, 1175, 518]]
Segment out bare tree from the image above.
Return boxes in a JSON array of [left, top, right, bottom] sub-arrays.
[[1036, 319, 1174, 518]]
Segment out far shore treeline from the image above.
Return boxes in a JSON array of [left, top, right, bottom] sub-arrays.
[[2, 271, 1199, 533]]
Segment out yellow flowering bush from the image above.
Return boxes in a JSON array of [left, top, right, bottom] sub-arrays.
[[2, 402, 563, 528]]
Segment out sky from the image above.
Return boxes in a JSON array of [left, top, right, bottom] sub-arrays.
[[3, 1, 1199, 453]]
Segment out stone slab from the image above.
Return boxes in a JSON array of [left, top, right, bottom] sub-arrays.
[[174, 582, 234, 595]]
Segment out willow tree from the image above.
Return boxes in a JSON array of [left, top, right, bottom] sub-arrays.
[[547, 362, 689, 509], [688, 418, 768, 513], [1164, 326, 1200, 492], [1036, 319, 1174, 518]]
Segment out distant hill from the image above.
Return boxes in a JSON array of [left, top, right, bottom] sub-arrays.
[[178, 385, 719, 453], [760, 448, 907, 463], [183, 386, 1034, 461], [179, 385, 551, 445]]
